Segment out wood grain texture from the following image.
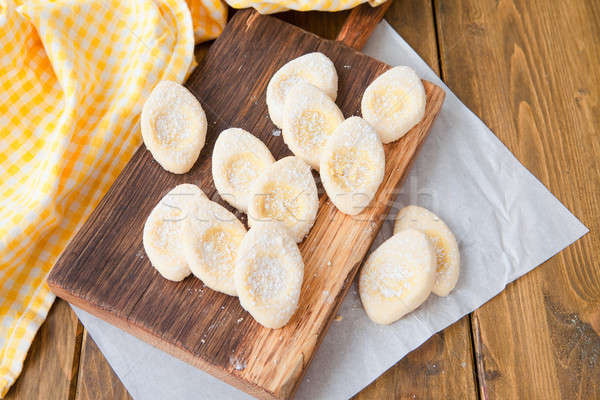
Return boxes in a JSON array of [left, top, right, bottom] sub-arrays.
[[355, 319, 477, 400], [278, 9, 350, 40], [336, 1, 392, 50], [75, 332, 131, 400], [64, 8, 473, 400], [356, 1, 478, 398], [47, 9, 444, 400], [4, 300, 82, 400], [436, 0, 600, 398]]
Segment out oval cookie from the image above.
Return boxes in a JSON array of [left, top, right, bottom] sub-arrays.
[[234, 222, 304, 329], [267, 52, 338, 128], [143, 184, 206, 281], [361, 66, 426, 143], [247, 156, 318, 243], [212, 128, 275, 212], [394, 205, 460, 296], [141, 80, 207, 174], [182, 198, 247, 296], [359, 228, 436, 324], [319, 117, 385, 215], [282, 81, 344, 169]]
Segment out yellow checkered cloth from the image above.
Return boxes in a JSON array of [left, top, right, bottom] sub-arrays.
[[228, 0, 385, 14], [0, 0, 381, 396], [0, 0, 225, 395]]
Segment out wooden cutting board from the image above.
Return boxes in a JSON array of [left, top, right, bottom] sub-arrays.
[[47, 6, 445, 400]]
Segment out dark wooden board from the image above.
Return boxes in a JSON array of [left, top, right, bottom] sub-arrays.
[[48, 9, 445, 399]]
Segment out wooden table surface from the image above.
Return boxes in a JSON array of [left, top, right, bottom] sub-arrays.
[[6, 0, 599, 399]]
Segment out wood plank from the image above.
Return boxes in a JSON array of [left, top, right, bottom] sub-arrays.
[[75, 331, 131, 400], [336, 1, 392, 50], [435, 0, 600, 398], [47, 9, 445, 400], [74, 6, 475, 399], [278, 10, 350, 39], [4, 299, 82, 400], [355, 319, 477, 399], [357, 0, 478, 398]]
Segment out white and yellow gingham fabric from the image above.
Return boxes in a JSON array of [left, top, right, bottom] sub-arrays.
[[0, 0, 381, 396], [227, 0, 385, 15], [0, 0, 226, 396]]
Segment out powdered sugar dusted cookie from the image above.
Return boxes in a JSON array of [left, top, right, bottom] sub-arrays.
[[359, 228, 436, 324], [212, 128, 275, 212], [247, 156, 318, 243], [234, 222, 304, 329], [182, 198, 246, 296], [319, 117, 385, 215], [394, 206, 460, 296], [141, 81, 207, 174], [143, 184, 206, 281], [361, 66, 426, 143], [282, 81, 344, 169], [267, 52, 338, 128]]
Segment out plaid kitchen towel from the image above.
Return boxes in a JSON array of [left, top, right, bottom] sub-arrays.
[[228, 0, 385, 14], [0, 0, 224, 396], [0, 0, 383, 396]]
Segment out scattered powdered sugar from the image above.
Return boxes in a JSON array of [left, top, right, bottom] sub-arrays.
[[274, 52, 335, 102], [363, 260, 415, 298], [272, 128, 281, 136], [154, 110, 190, 146], [254, 158, 315, 226], [286, 83, 341, 154], [248, 256, 286, 301], [226, 153, 261, 191], [372, 85, 405, 121], [295, 110, 327, 148], [362, 232, 433, 299], [201, 228, 236, 272], [143, 81, 205, 169], [277, 74, 304, 100], [324, 117, 383, 194], [229, 355, 247, 371], [154, 217, 182, 252], [329, 147, 374, 190]]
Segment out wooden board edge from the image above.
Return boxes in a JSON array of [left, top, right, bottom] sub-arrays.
[[46, 284, 279, 400], [47, 79, 446, 400], [287, 81, 446, 399]]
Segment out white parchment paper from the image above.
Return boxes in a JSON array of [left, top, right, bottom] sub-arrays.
[[73, 21, 588, 400]]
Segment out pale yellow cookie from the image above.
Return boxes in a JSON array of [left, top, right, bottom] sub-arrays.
[[141, 81, 207, 174], [234, 222, 304, 329], [319, 117, 385, 215], [247, 156, 318, 243], [359, 228, 436, 324], [282, 81, 344, 169], [143, 184, 206, 281], [394, 206, 460, 296], [361, 66, 426, 143], [267, 52, 338, 128], [212, 128, 275, 212], [182, 198, 246, 296]]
